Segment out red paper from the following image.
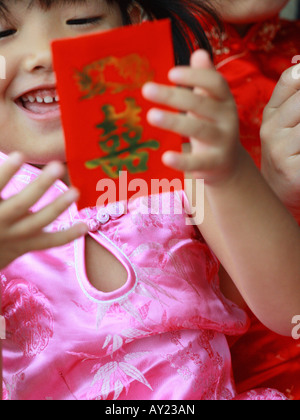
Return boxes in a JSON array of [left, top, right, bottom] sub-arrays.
[[52, 19, 184, 210]]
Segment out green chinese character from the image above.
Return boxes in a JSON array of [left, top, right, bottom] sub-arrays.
[[86, 98, 160, 178]]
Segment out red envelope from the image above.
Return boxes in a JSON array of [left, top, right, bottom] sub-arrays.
[[52, 19, 184, 210]]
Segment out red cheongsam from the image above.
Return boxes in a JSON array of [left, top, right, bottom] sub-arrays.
[[206, 16, 300, 400]]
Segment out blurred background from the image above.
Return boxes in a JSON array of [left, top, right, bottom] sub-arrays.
[[281, 0, 300, 19]]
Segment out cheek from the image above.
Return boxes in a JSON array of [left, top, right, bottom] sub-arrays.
[[0, 55, 6, 80], [0, 107, 65, 162], [0, 116, 26, 156], [0, 103, 17, 149]]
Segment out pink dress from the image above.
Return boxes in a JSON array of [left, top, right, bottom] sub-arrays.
[[0, 152, 286, 400]]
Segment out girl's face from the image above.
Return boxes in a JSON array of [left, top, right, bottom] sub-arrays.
[[0, 0, 124, 165], [212, 0, 289, 24]]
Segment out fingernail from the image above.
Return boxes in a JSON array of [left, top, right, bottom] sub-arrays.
[[142, 82, 159, 98], [168, 68, 182, 81], [162, 151, 177, 167], [9, 152, 24, 166], [66, 189, 79, 202], [46, 162, 64, 177], [148, 109, 164, 123], [76, 223, 89, 235]]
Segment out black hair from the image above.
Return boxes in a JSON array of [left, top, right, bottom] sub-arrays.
[[108, 0, 219, 64], [0, 0, 220, 64]]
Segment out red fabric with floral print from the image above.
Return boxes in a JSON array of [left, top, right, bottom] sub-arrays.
[[210, 16, 300, 169], [205, 16, 300, 400]]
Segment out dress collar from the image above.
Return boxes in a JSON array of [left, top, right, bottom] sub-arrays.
[[206, 16, 281, 60]]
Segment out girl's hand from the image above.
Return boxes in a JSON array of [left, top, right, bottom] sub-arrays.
[[260, 64, 300, 220], [142, 49, 241, 186], [0, 153, 88, 270]]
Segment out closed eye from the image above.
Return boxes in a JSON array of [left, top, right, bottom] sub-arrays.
[[66, 16, 103, 27], [0, 29, 16, 39]]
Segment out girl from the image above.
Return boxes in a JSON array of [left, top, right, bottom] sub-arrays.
[[0, 0, 297, 400], [203, 0, 300, 400]]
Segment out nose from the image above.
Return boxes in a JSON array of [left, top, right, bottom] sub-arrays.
[[23, 52, 53, 74], [21, 38, 53, 74]]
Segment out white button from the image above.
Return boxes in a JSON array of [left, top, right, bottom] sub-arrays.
[[106, 202, 125, 219], [97, 209, 110, 224], [86, 219, 101, 232]]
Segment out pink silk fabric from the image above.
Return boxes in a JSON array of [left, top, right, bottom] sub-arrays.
[[0, 152, 286, 400]]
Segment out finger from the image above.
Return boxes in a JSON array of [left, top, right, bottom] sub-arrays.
[[271, 90, 300, 128], [168, 67, 230, 101], [147, 108, 221, 141], [190, 49, 215, 70], [288, 124, 300, 155], [0, 161, 65, 222], [9, 188, 80, 237], [142, 83, 219, 122], [0, 152, 25, 193], [162, 148, 221, 174], [190, 49, 216, 97], [25, 223, 88, 252], [277, 124, 300, 156], [288, 154, 300, 176], [268, 64, 300, 109]]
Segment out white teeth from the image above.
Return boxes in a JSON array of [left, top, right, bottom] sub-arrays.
[[21, 94, 59, 104], [44, 96, 54, 104]]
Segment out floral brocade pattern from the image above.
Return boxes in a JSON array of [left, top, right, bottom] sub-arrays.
[[1, 275, 54, 358], [0, 152, 286, 400], [204, 17, 300, 170]]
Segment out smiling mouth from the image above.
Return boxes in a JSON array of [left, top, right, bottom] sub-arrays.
[[16, 88, 61, 117]]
